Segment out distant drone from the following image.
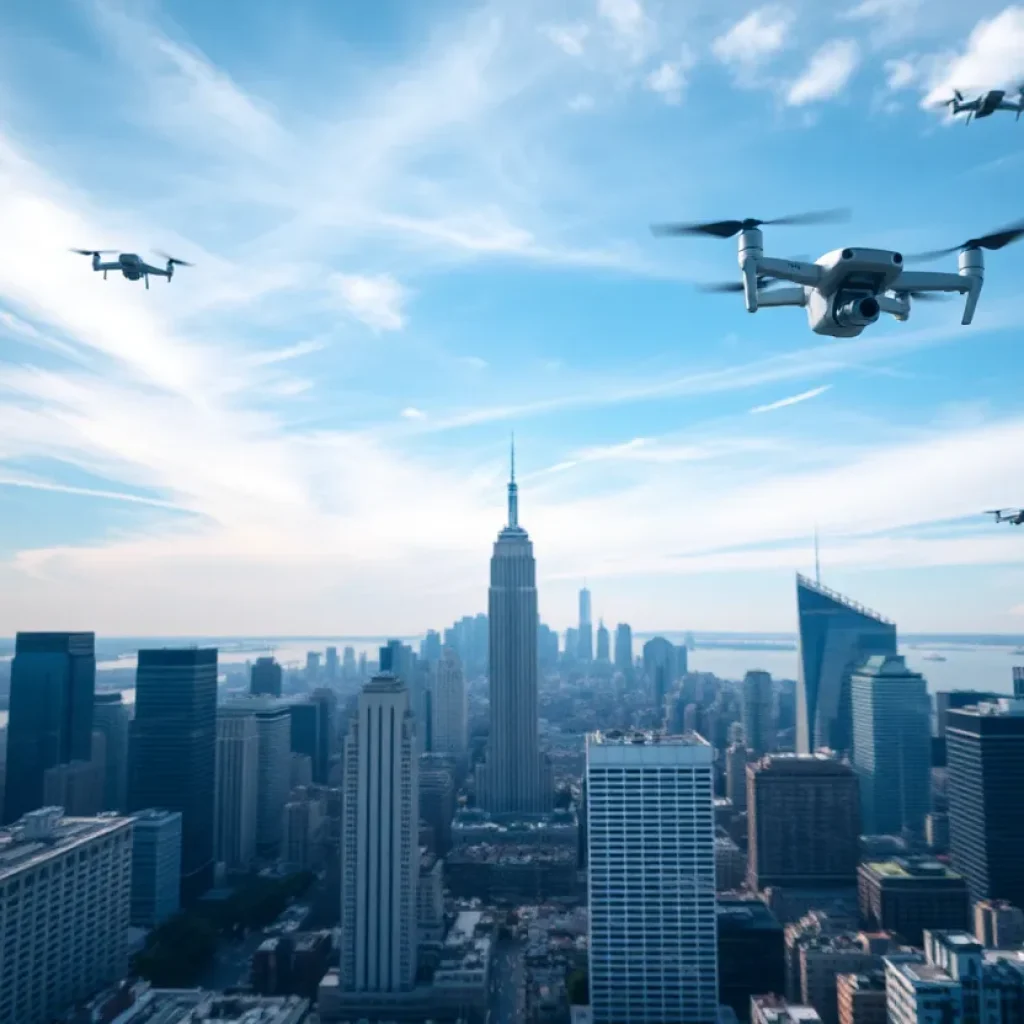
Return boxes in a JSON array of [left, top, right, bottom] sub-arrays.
[[70, 249, 193, 289], [986, 509, 1024, 526], [651, 210, 1024, 338], [944, 88, 1024, 123]]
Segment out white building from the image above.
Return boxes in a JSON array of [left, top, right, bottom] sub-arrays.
[[586, 730, 718, 1024], [884, 952, 964, 1024], [215, 710, 259, 870], [0, 808, 133, 1024], [221, 697, 291, 856], [341, 674, 418, 993], [432, 648, 468, 757]]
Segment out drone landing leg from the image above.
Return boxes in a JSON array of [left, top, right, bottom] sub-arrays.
[[145, 275, 149, 290]]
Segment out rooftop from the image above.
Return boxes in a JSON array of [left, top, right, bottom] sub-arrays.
[[796, 573, 893, 626], [886, 958, 959, 988], [863, 858, 962, 881], [111, 990, 309, 1023], [0, 810, 131, 881], [590, 729, 709, 747], [717, 898, 782, 932]]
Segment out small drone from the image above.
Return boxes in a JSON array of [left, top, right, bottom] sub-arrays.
[[651, 209, 1024, 338], [986, 509, 1024, 526], [70, 249, 193, 289], [944, 88, 1024, 123]]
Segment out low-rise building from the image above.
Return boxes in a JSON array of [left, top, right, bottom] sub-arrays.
[[717, 897, 786, 1022], [445, 844, 579, 903], [109, 989, 310, 1022], [836, 972, 886, 1024], [858, 858, 970, 946], [751, 995, 823, 1024], [451, 807, 579, 850], [974, 899, 1024, 950]]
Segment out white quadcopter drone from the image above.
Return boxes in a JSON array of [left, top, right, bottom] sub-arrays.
[[651, 210, 1024, 338]]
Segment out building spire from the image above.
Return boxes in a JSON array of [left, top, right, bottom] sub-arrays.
[[508, 433, 518, 527]]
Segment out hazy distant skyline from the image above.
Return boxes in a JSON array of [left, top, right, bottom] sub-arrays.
[[2, 1, 1024, 635]]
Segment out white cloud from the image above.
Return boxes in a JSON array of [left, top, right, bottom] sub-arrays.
[[541, 23, 590, 57], [645, 52, 695, 105], [330, 273, 408, 332], [401, 407, 427, 420], [750, 384, 831, 414], [246, 339, 326, 367], [786, 39, 861, 106], [841, 0, 918, 19], [597, 0, 654, 64], [922, 7, 1024, 107], [568, 92, 596, 112], [884, 57, 918, 91], [712, 7, 793, 76], [458, 356, 489, 370]]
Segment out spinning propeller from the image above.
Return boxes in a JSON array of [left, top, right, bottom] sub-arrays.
[[154, 250, 194, 267], [651, 208, 850, 239], [70, 248, 117, 256], [905, 220, 1024, 263]]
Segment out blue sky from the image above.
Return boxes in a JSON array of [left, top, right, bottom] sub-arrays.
[[1, 0, 1024, 636]]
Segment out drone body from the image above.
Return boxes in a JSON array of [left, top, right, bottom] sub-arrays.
[[946, 88, 1024, 122], [987, 508, 1024, 526], [71, 249, 192, 289], [652, 212, 1024, 339]]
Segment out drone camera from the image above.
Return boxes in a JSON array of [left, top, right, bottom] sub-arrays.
[[833, 294, 880, 328], [893, 253, 903, 264], [841, 248, 854, 260]]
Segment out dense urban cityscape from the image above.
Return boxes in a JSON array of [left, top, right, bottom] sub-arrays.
[[1, 460, 1023, 1024]]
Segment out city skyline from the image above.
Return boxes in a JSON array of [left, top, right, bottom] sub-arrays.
[[2, 3, 1024, 637]]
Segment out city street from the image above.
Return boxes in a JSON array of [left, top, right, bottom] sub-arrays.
[[489, 937, 524, 1024], [199, 929, 266, 992]]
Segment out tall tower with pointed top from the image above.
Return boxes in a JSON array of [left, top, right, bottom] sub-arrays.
[[482, 442, 543, 813]]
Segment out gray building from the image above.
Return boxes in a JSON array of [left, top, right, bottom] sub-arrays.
[[4, 632, 96, 823], [129, 647, 217, 903], [478, 445, 544, 813], [795, 574, 897, 755], [614, 623, 633, 679], [251, 656, 283, 698], [643, 636, 676, 723], [130, 808, 182, 928], [743, 670, 775, 756], [215, 711, 259, 870], [596, 619, 610, 662], [578, 587, 593, 663], [851, 655, 931, 839], [221, 697, 291, 857], [93, 692, 130, 812]]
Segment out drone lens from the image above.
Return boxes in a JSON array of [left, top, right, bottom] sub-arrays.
[[842, 248, 854, 260], [860, 297, 880, 318], [893, 252, 903, 264]]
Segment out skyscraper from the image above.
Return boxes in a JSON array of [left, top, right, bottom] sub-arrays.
[[481, 444, 543, 813], [130, 809, 183, 929], [587, 730, 718, 1024], [341, 674, 418, 993], [747, 753, 861, 892], [947, 695, 1024, 907], [432, 649, 467, 757], [325, 646, 339, 682], [251, 656, 283, 698], [850, 655, 931, 838], [596, 619, 610, 662], [3, 632, 96, 823], [795, 574, 897, 755], [289, 699, 325, 783], [742, 670, 775, 757], [420, 630, 442, 664], [643, 636, 676, 723], [614, 623, 633, 678], [221, 696, 291, 857], [214, 710, 259, 870], [129, 647, 217, 902], [578, 586, 593, 663], [92, 691, 130, 812]]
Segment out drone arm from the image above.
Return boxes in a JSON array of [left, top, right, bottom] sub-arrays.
[[754, 286, 806, 308], [892, 264, 982, 326], [876, 294, 911, 319], [758, 257, 823, 287]]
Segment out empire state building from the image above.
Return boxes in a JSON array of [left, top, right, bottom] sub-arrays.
[[479, 445, 545, 813]]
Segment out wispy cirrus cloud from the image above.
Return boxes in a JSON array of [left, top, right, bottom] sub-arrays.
[[330, 273, 409, 332], [786, 39, 861, 105], [750, 384, 831, 414]]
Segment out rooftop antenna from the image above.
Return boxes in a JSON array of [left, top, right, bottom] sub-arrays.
[[814, 525, 821, 586], [508, 432, 518, 528]]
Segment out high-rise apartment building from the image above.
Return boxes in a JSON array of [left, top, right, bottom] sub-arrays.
[[743, 670, 775, 756], [340, 675, 418, 993], [432, 649, 467, 757], [795, 575, 896, 755], [129, 647, 217, 902], [0, 808, 132, 1024], [480, 446, 544, 813], [614, 623, 634, 678], [130, 808, 182, 928], [4, 632, 96, 823], [214, 711, 259, 870], [587, 730, 718, 1024], [578, 587, 593, 663], [221, 697, 291, 857], [947, 696, 1024, 908], [747, 754, 861, 892], [251, 656, 283, 698], [851, 656, 931, 838], [93, 691, 130, 812], [596, 620, 610, 662]]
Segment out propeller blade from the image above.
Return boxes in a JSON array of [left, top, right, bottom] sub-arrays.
[[903, 291, 952, 302], [697, 275, 779, 294], [651, 208, 849, 240], [70, 248, 117, 256], [153, 249, 194, 267], [906, 220, 1024, 263]]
